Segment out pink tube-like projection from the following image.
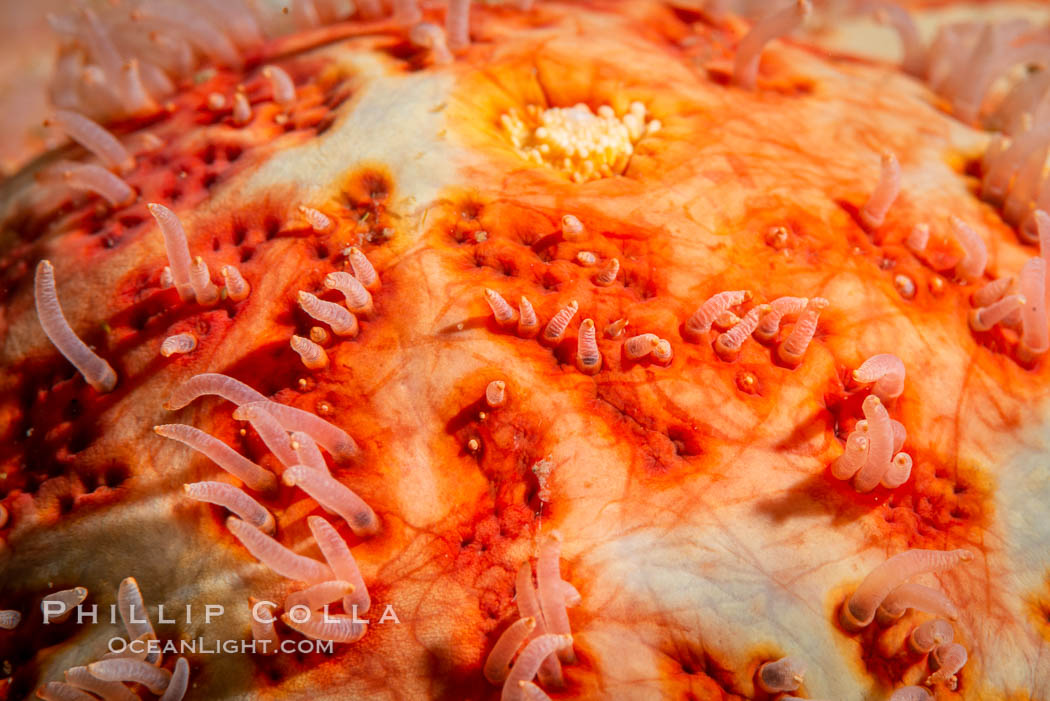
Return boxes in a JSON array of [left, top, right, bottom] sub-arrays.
[[756, 655, 805, 692], [928, 642, 968, 687], [715, 305, 770, 358], [909, 618, 954, 653], [517, 297, 539, 338], [284, 581, 354, 612], [500, 635, 572, 701], [950, 216, 988, 283], [164, 373, 266, 410], [543, 301, 579, 343], [37, 681, 102, 701], [86, 659, 170, 695], [298, 292, 359, 336], [484, 617, 537, 683], [485, 289, 518, 328], [148, 204, 195, 301], [852, 395, 894, 493], [446, 0, 472, 51], [57, 162, 134, 207], [226, 517, 333, 584], [307, 516, 371, 613], [34, 260, 118, 392], [777, 297, 828, 366], [283, 465, 379, 537], [878, 582, 960, 620], [536, 534, 574, 663], [64, 664, 137, 700], [325, 272, 374, 315], [859, 152, 901, 230], [249, 598, 278, 654], [732, 0, 811, 90], [575, 319, 601, 374], [158, 657, 189, 701], [754, 296, 807, 342], [684, 290, 750, 339], [1019, 257, 1049, 362], [183, 481, 274, 534], [831, 432, 869, 480], [50, 109, 135, 172], [843, 548, 973, 629], [853, 353, 905, 402], [888, 687, 931, 701], [515, 562, 562, 686], [154, 424, 276, 492], [281, 612, 367, 643], [233, 402, 300, 467]]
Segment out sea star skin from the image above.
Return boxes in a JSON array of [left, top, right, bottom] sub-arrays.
[[0, 2, 1049, 701]]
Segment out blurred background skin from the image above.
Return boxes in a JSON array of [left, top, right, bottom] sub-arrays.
[[0, 0, 293, 176], [0, 1, 1046, 177], [0, 0, 67, 177]]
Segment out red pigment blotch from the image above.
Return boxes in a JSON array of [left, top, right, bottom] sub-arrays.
[[1026, 571, 1050, 644]]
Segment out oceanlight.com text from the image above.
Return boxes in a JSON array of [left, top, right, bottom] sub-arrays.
[[108, 636, 336, 656]]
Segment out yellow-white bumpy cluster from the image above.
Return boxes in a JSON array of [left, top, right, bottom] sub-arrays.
[[484, 534, 579, 701], [157, 373, 373, 646], [501, 102, 660, 183], [33, 578, 190, 700]]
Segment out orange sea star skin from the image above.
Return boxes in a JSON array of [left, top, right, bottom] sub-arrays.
[[0, 2, 1049, 700]]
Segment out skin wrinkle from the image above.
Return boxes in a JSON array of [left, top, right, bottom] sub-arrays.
[[583, 528, 827, 679]]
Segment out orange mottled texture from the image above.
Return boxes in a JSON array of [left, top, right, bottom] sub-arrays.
[[0, 1, 1049, 700]]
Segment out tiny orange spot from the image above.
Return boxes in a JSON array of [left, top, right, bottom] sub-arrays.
[[929, 276, 946, 296], [735, 371, 759, 395]]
